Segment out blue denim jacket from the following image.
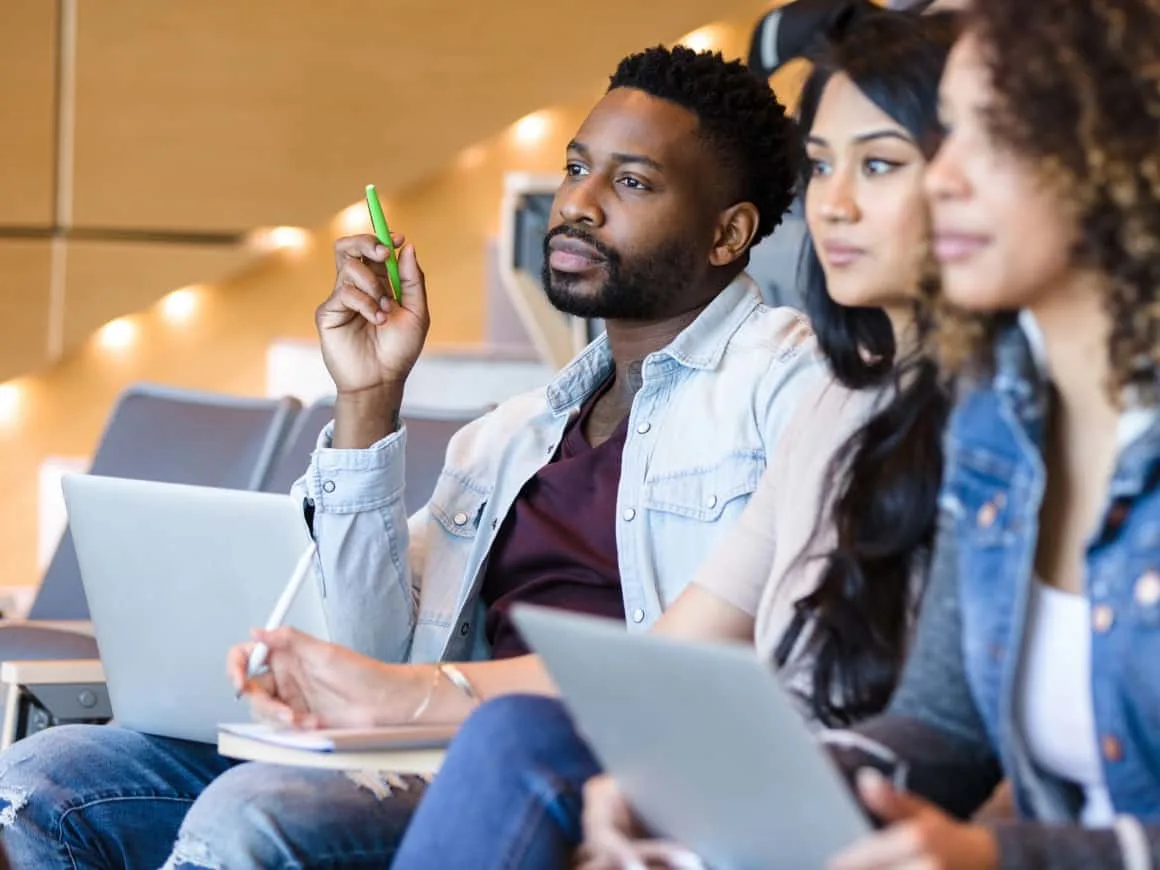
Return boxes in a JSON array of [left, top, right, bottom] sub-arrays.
[[945, 316, 1160, 824], [835, 317, 1160, 868], [292, 276, 835, 665]]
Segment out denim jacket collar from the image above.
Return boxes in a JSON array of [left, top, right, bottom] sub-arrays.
[[544, 274, 763, 414], [992, 313, 1049, 450], [995, 312, 1160, 502]]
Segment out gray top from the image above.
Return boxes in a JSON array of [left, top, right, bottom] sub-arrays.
[[827, 514, 1141, 869]]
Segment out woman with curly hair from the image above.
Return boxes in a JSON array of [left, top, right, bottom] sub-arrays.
[[817, 2, 1160, 866], [580, 1, 1160, 868]]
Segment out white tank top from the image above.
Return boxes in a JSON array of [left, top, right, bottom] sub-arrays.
[[1019, 580, 1115, 826]]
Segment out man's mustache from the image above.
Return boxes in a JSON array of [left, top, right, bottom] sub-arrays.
[[543, 225, 620, 265]]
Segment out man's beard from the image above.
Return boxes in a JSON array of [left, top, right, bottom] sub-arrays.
[[541, 225, 699, 321]]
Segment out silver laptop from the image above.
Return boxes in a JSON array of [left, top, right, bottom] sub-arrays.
[[512, 605, 869, 870], [61, 475, 330, 744]]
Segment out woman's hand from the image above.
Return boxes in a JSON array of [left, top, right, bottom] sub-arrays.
[[574, 774, 706, 870], [829, 769, 1000, 870]]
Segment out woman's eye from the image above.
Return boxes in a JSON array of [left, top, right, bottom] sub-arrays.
[[864, 158, 902, 176]]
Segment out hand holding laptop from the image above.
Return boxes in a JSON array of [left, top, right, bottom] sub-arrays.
[[827, 769, 1000, 870], [576, 774, 708, 870], [576, 769, 999, 870]]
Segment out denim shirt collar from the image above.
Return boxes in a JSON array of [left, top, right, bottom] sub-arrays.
[[994, 311, 1160, 501], [544, 273, 764, 414]]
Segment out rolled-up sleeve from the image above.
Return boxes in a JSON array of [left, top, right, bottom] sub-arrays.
[[291, 422, 425, 663]]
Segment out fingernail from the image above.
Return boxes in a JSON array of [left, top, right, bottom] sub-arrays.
[[857, 767, 887, 791], [379, 295, 389, 310], [375, 311, 386, 323]]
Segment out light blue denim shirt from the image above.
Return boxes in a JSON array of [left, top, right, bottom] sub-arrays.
[[292, 275, 835, 664]]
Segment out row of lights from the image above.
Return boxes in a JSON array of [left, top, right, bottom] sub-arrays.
[[96, 285, 203, 352], [87, 216, 319, 360], [0, 284, 212, 425], [0, 22, 728, 424], [0, 217, 318, 422]]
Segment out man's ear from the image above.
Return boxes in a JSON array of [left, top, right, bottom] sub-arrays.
[[709, 202, 761, 267]]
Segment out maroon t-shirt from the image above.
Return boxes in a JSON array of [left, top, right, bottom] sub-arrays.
[[480, 381, 628, 658]]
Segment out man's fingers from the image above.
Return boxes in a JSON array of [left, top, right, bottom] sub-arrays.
[[226, 642, 257, 689], [333, 233, 406, 268], [334, 234, 386, 267], [338, 257, 391, 298], [395, 243, 429, 321], [250, 626, 309, 651], [324, 283, 385, 326]]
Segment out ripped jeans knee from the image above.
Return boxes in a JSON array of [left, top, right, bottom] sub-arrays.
[[0, 724, 227, 870], [163, 764, 430, 870], [0, 752, 34, 827]]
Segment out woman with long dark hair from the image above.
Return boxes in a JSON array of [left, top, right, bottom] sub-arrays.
[[586, 0, 1160, 867], [390, 9, 957, 868], [820, 1, 1160, 866]]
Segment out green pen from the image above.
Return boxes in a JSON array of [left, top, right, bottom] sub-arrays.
[[364, 184, 402, 304]]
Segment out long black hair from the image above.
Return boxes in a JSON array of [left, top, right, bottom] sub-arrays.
[[772, 10, 959, 727]]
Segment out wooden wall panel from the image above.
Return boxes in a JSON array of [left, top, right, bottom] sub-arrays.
[[70, 0, 764, 233], [61, 240, 249, 350], [0, 1, 58, 226], [0, 241, 52, 381]]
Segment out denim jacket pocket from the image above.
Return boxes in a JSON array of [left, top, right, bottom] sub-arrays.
[[643, 452, 764, 522], [428, 471, 491, 539], [945, 447, 1019, 549]]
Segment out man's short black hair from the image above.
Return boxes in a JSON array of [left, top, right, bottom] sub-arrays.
[[608, 44, 799, 243]]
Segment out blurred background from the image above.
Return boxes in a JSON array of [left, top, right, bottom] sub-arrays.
[[0, 1, 814, 602]]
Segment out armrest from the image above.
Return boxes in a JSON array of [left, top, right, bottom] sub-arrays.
[[0, 658, 105, 686], [0, 658, 108, 750], [0, 619, 96, 638]]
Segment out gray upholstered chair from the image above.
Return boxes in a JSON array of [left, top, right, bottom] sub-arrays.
[[265, 395, 489, 511], [261, 395, 336, 496], [401, 405, 492, 511], [0, 384, 300, 745]]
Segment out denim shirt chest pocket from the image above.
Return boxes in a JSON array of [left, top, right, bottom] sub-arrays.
[[640, 451, 765, 601], [946, 446, 1026, 737], [643, 451, 764, 519]]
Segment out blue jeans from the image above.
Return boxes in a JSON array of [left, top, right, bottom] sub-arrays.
[[0, 724, 427, 869], [393, 695, 604, 870]]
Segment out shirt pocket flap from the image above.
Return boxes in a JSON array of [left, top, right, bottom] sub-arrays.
[[945, 447, 1017, 547], [643, 455, 763, 522], [428, 472, 490, 538]]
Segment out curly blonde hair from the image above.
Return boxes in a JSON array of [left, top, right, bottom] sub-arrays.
[[929, 0, 1160, 398]]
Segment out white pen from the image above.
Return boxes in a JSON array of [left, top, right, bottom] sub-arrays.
[[236, 540, 318, 698]]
